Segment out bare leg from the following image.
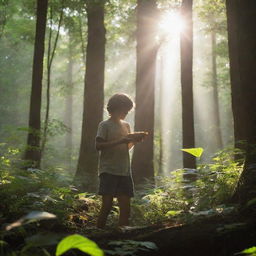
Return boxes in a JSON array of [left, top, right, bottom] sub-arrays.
[[97, 195, 113, 228], [117, 195, 131, 226]]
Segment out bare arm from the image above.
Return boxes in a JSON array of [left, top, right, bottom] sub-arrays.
[[127, 138, 145, 150], [126, 124, 134, 150], [128, 142, 134, 150]]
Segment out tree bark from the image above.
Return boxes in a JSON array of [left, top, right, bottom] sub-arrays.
[[226, 0, 247, 151], [64, 33, 74, 171], [75, 0, 106, 192], [180, 0, 196, 169], [226, 0, 256, 203], [210, 30, 223, 150], [158, 53, 164, 175], [131, 0, 158, 188], [24, 0, 48, 168], [41, 3, 64, 157]]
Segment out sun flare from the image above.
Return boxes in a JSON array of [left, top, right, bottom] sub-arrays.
[[158, 11, 185, 37]]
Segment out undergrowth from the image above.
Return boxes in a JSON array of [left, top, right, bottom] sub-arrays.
[[0, 143, 244, 255], [131, 146, 243, 225]]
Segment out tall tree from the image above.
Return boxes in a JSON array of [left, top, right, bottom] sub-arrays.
[[131, 0, 158, 187], [41, 2, 64, 156], [226, 0, 247, 151], [226, 0, 256, 203], [75, 0, 106, 192], [180, 0, 196, 168], [24, 0, 48, 168], [64, 32, 74, 171], [210, 28, 223, 150], [157, 54, 164, 175]]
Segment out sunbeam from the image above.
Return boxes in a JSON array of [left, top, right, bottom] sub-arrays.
[[158, 11, 185, 39]]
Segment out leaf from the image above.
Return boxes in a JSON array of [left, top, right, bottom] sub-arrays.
[[165, 210, 182, 217], [5, 211, 57, 231], [181, 147, 204, 157], [24, 211, 57, 221], [55, 234, 104, 256], [0, 240, 8, 247], [241, 246, 256, 254], [246, 198, 256, 207]]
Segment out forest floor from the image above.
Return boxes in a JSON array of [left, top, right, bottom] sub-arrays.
[[3, 204, 256, 256], [83, 207, 256, 256], [2, 165, 255, 255]]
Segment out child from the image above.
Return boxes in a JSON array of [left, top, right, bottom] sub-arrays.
[[95, 93, 145, 228]]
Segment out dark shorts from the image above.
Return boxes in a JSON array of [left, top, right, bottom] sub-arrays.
[[98, 173, 134, 197]]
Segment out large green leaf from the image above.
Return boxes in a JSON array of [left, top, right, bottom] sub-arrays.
[[181, 147, 204, 157], [56, 234, 104, 256], [241, 246, 256, 254]]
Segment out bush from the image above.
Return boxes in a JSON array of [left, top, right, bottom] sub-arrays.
[[131, 147, 243, 225]]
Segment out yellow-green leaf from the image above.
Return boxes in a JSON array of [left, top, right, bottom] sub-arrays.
[[56, 234, 103, 256], [241, 246, 256, 254], [181, 147, 204, 157]]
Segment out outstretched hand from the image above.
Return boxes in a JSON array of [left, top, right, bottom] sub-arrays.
[[127, 131, 148, 143]]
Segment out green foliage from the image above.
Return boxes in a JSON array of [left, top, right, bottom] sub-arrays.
[[241, 247, 256, 255], [0, 1, 35, 141], [196, 0, 226, 32], [56, 234, 103, 256], [235, 246, 256, 256], [131, 147, 242, 225], [131, 175, 188, 225], [0, 144, 101, 227], [194, 147, 243, 208], [0, 143, 244, 254], [0, 145, 103, 255], [44, 119, 70, 137]]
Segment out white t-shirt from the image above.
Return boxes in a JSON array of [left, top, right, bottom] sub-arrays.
[[96, 119, 131, 176]]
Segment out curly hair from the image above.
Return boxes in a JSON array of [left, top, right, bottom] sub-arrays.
[[107, 93, 134, 114]]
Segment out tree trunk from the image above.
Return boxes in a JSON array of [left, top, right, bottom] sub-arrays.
[[226, 0, 247, 151], [24, 0, 48, 168], [158, 53, 164, 175], [64, 33, 74, 171], [41, 3, 63, 157], [226, 0, 256, 203], [131, 0, 158, 188], [75, 1, 106, 192], [180, 0, 196, 169], [210, 30, 223, 150]]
